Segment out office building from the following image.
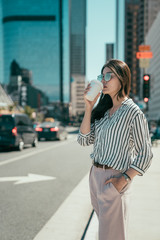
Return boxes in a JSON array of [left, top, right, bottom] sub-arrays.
[[145, 12, 160, 121], [137, 0, 145, 46], [1, 0, 70, 103], [70, 75, 85, 116], [144, 0, 160, 37], [70, 0, 86, 117], [125, 0, 140, 98], [138, 0, 160, 45], [8, 60, 48, 108], [125, 0, 160, 100], [0, 0, 3, 83], [106, 43, 114, 62]]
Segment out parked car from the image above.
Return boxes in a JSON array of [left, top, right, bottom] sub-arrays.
[[35, 121, 68, 141], [0, 113, 38, 151]]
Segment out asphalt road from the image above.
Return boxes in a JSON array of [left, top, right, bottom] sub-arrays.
[[0, 129, 93, 240]]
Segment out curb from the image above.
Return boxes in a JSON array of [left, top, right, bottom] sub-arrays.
[[81, 210, 94, 240]]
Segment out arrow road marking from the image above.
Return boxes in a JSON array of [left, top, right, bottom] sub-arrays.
[[0, 174, 56, 185]]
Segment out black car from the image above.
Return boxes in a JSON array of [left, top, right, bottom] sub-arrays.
[[35, 121, 68, 141], [0, 113, 38, 151]]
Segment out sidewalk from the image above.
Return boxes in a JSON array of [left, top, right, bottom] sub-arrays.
[[33, 173, 92, 240], [83, 146, 160, 240]]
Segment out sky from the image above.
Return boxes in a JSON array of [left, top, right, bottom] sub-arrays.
[[86, 0, 116, 82]]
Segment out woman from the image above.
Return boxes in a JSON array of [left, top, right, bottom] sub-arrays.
[[77, 59, 153, 240]]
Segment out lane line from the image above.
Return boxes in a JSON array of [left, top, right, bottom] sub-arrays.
[[0, 138, 76, 167], [33, 172, 92, 240]]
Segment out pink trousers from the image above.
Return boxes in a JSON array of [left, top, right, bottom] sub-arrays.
[[89, 165, 132, 240]]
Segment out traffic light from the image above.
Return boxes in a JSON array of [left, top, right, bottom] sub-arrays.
[[144, 97, 149, 103], [143, 74, 150, 101]]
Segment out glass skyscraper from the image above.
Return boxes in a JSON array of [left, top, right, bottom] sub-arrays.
[[0, 0, 3, 84], [1, 0, 70, 102], [70, 0, 86, 116], [70, 0, 86, 76]]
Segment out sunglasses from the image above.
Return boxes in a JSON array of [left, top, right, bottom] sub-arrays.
[[97, 72, 112, 82]]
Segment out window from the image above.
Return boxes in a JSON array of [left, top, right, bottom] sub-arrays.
[[16, 116, 29, 126], [0, 116, 14, 130]]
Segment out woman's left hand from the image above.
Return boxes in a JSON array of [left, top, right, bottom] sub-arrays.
[[105, 175, 127, 193]]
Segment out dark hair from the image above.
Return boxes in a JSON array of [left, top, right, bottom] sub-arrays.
[[91, 59, 131, 123]]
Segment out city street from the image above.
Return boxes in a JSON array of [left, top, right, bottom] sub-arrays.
[[0, 129, 92, 240], [1, 128, 160, 240], [1, 0, 160, 240]]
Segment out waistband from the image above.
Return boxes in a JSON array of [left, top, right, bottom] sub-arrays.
[[93, 161, 113, 170]]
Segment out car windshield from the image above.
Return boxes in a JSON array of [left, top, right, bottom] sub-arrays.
[[0, 115, 14, 130], [39, 122, 59, 128]]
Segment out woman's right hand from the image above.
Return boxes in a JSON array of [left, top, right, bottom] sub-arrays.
[[84, 83, 101, 110]]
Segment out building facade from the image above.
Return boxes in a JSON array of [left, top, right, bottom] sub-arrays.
[[8, 60, 48, 108], [106, 43, 114, 62], [125, 0, 160, 100], [0, 0, 3, 84], [145, 12, 160, 121], [1, 0, 70, 103], [125, 0, 140, 98], [70, 0, 86, 117], [144, 0, 160, 37], [70, 74, 85, 116]]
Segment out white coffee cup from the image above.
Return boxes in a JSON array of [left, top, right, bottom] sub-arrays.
[[86, 79, 103, 101]]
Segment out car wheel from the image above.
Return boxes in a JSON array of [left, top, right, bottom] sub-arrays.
[[32, 137, 38, 147], [17, 140, 24, 151], [38, 137, 41, 141], [59, 134, 65, 141], [65, 135, 68, 140]]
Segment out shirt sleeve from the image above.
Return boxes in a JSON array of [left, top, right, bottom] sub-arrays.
[[130, 113, 153, 175], [77, 123, 95, 146]]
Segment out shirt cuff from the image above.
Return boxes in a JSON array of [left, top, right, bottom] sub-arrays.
[[78, 130, 91, 137], [130, 164, 145, 176]]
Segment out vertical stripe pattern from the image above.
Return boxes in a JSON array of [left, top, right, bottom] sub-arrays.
[[77, 98, 153, 175]]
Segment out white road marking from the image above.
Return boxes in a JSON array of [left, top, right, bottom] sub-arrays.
[[0, 173, 56, 185], [0, 138, 76, 167], [33, 172, 92, 240]]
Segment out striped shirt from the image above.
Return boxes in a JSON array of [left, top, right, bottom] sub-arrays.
[[77, 98, 153, 175]]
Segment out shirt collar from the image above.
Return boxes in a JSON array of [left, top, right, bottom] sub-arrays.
[[121, 97, 132, 105]]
